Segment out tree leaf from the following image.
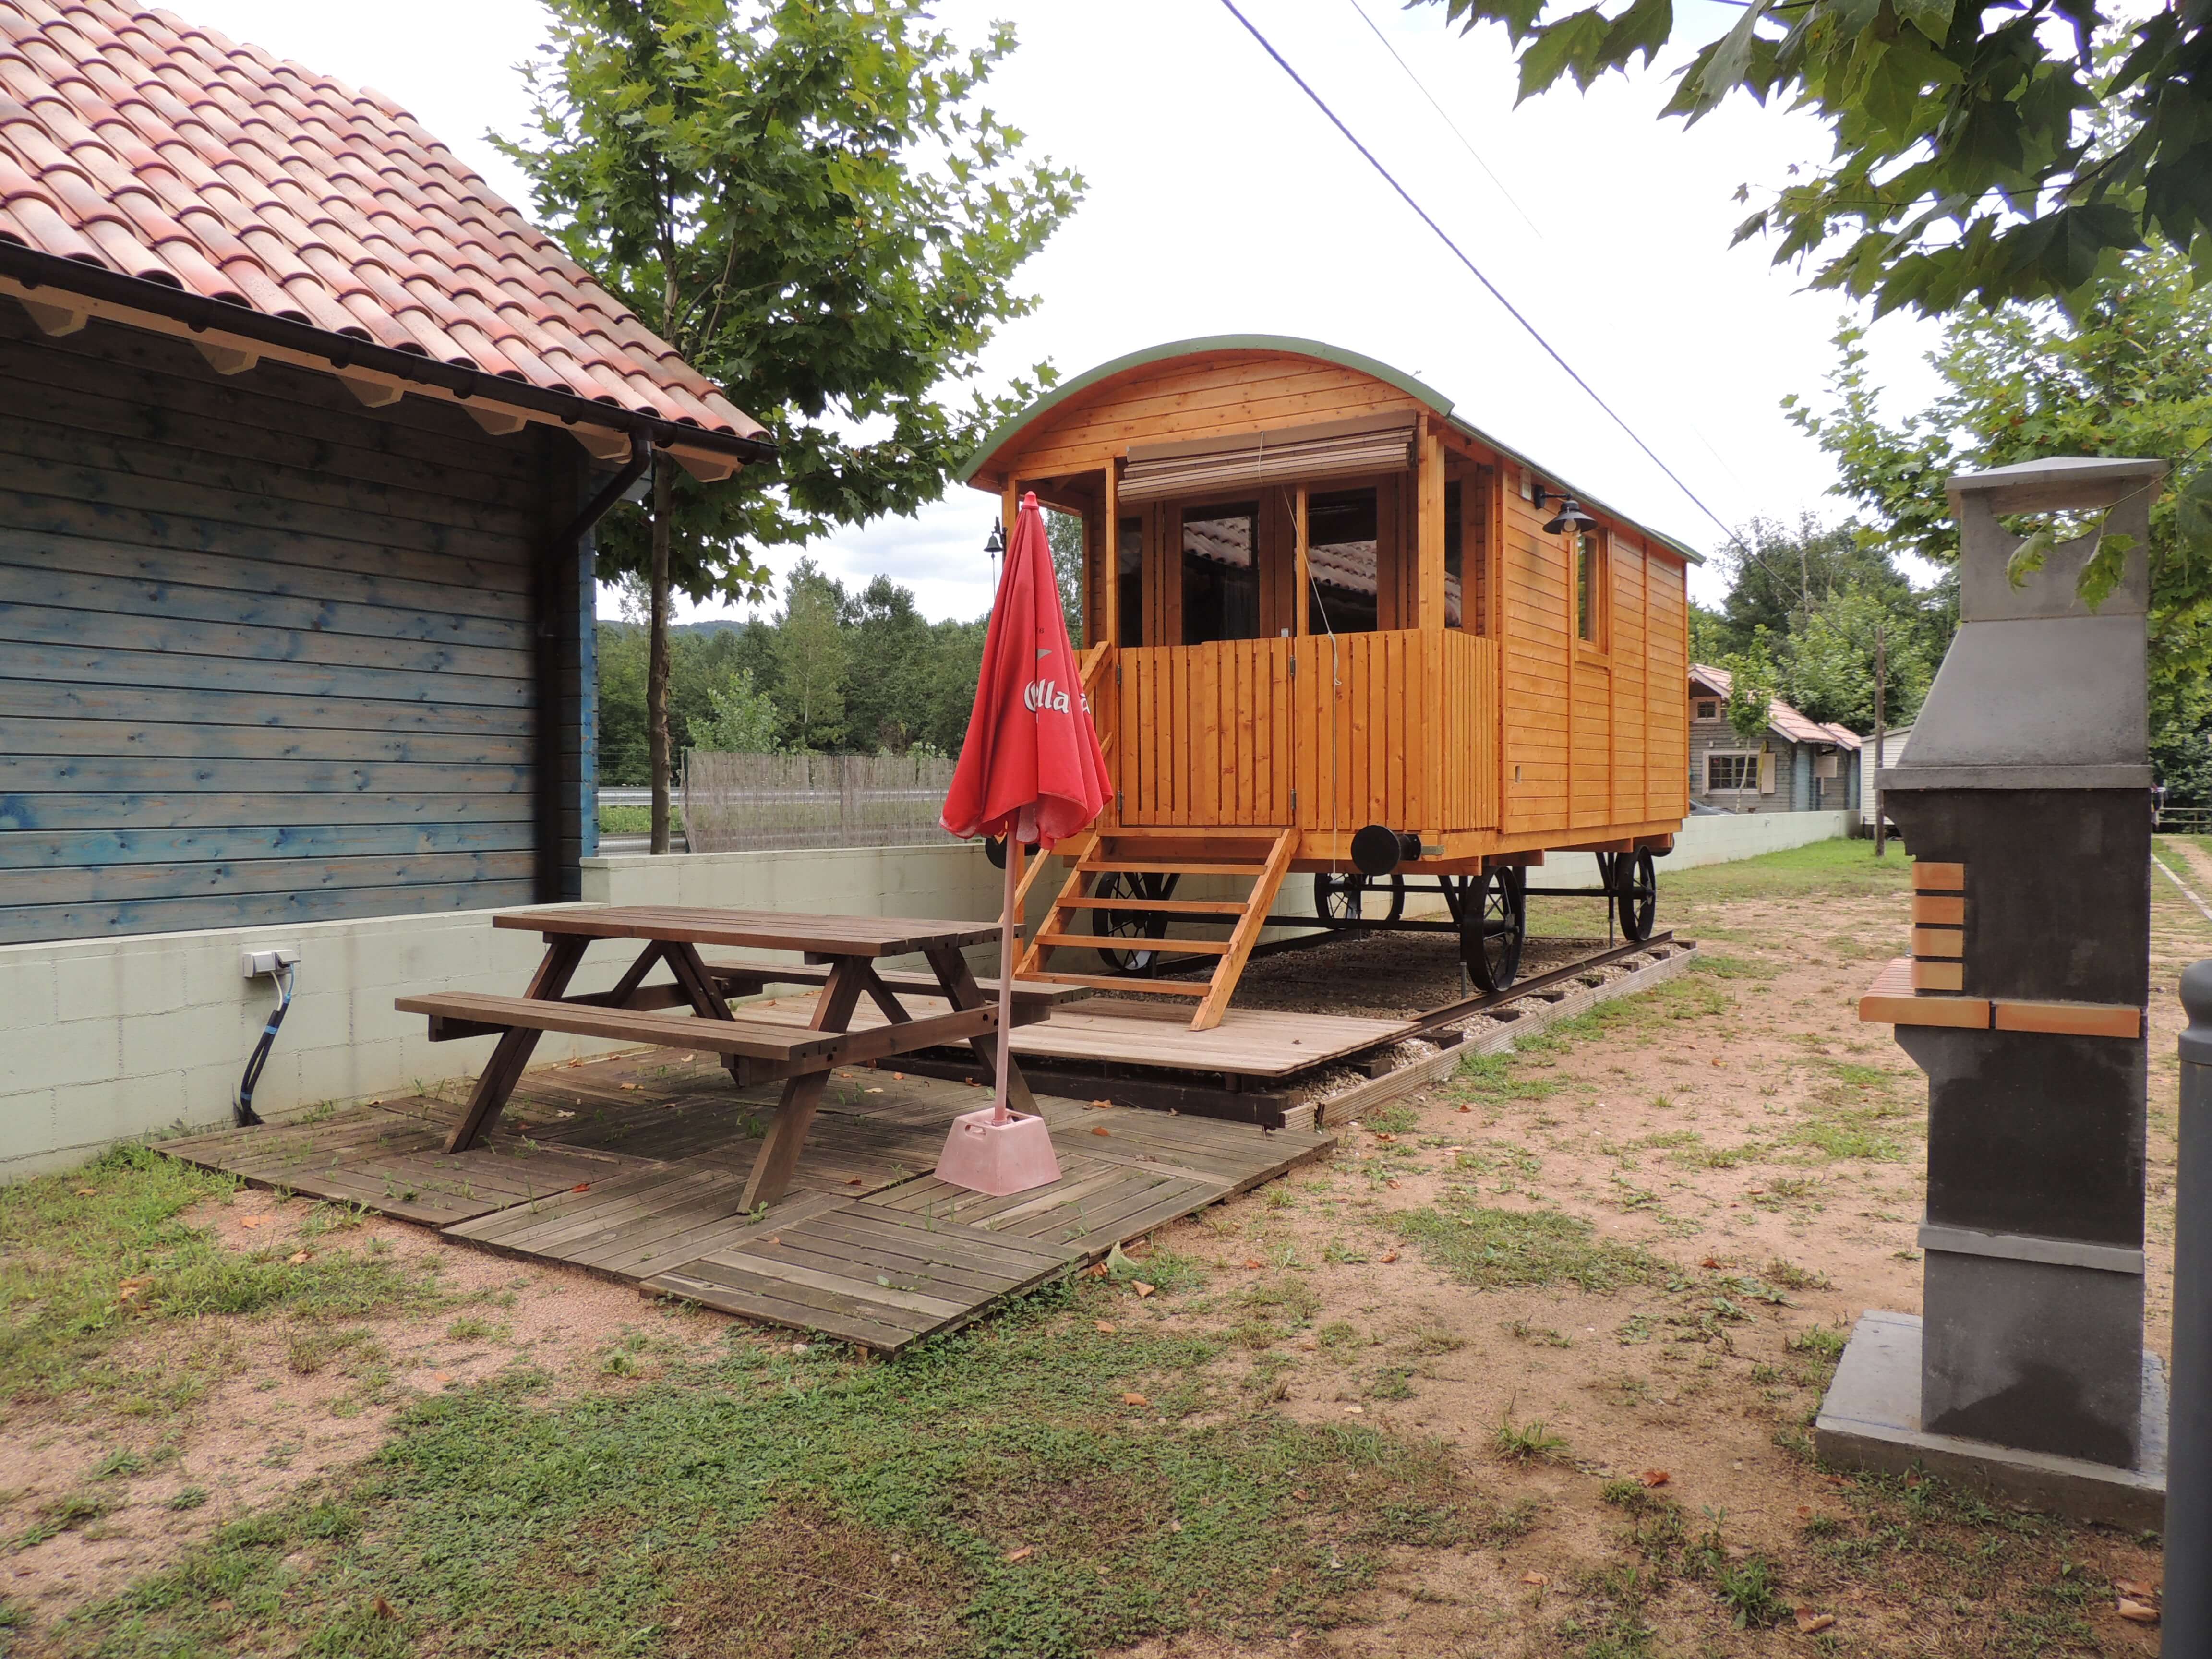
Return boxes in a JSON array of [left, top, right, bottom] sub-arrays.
[[2077, 529, 2133, 612], [2006, 527, 2054, 589]]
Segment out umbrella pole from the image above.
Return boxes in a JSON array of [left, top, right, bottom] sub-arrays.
[[993, 836, 1021, 1124]]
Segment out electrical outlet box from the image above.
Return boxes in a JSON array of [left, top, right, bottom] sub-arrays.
[[240, 948, 301, 979]]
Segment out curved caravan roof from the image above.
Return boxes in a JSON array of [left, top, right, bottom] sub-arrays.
[[960, 334, 1702, 565]]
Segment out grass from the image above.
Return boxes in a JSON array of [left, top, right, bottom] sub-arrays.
[[1398, 1201, 1666, 1295], [60, 1283, 1487, 1659], [597, 804, 684, 837], [1490, 1406, 1568, 1463], [1658, 835, 1913, 905], [0, 1147, 448, 1415]]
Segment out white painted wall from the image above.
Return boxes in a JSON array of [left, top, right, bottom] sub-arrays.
[[0, 812, 1849, 1177]]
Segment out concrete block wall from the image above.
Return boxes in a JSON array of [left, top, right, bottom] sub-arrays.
[[0, 813, 1849, 1178]]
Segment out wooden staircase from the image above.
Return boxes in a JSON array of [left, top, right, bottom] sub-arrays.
[[1017, 828, 1299, 1031]]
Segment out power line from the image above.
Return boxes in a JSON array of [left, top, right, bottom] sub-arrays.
[[1343, 0, 1543, 239], [1215, 0, 1747, 558]]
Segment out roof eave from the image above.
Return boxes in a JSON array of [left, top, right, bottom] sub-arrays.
[[0, 243, 779, 468]]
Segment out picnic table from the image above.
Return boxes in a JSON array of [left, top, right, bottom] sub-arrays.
[[395, 906, 1074, 1208]]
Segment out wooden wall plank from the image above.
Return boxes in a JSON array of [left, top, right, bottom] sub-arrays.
[[0, 312, 556, 945]]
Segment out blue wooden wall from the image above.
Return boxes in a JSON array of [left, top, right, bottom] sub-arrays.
[[0, 301, 595, 944]]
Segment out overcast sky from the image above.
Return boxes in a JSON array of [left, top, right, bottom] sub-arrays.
[[184, 0, 1946, 620]]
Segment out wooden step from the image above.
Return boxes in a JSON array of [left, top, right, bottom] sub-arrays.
[[1033, 931, 1234, 954], [1031, 972, 1210, 997], [1054, 896, 1250, 914], [1077, 860, 1274, 877]]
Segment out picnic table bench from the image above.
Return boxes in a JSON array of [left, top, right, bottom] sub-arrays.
[[395, 906, 1080, 1208]]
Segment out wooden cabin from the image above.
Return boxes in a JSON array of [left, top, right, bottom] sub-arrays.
[[961, 337, 1696, 1027], [0, 3, 769, 946]]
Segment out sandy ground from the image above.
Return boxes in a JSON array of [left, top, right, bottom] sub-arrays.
[[6, 846, 2205, 1655]]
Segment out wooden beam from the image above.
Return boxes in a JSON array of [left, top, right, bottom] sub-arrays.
[[1101, 460, 1120, 649], [1417, 420, 1447, 629], [571, 424, 634, 462], [463, 403, 529, 437], [192, 340, 258, 375], [18, 296, 88, 336], [337, 373, 404, 409], [1293, 485, 1310, 638], [670, 445, 741, 483]]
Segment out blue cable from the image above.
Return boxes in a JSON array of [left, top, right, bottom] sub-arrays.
[[235, 961, 296, 1127]]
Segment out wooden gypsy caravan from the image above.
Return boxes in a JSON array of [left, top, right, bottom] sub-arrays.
[[961, 337, 1697, 1029]]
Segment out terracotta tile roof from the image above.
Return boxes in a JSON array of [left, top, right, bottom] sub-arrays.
[[0, 0, 765, 444], [1689, 663, 1861, 749]]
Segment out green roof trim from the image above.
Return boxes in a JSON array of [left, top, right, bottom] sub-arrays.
[[959, 333, 1704, 566]]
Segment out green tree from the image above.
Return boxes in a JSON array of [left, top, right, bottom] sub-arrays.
[[1787, 244, 2212, 790], [692, 665, 782, 753], [1046, 507, 1085, 647], [507, 0, 1081, 849], [1413, 4, 2212, 316], [1719, 639, 1781, 747], [772, 559, 849, 751]]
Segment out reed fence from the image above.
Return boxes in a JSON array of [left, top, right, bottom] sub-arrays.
[[681, 751, 959, 853]]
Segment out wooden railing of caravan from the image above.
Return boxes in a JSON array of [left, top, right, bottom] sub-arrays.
[[1112, 629, 1497, 834]]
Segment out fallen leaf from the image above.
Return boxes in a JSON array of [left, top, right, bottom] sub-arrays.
[[1094, 1321, 1117, 1334], [1091, 1125, 1115, 1137], [1291, 1488, 1309, 1501], [1133, 1282, 1156, 1298], [1522, 1571, 1548, 1587], [117, 1276, 151, 1301], [1004, 1546, 1033, 1563], [287, 1250, 310, 1265], [891, 1072, 905, 1082], [2114, 1578, 2161, 1599], [1087, 1263, 1109, 1278], [1122, 1392, 1149, 1407], [238, 1215, 268, 1229], [765, 1236, 781, 1246], [1456, 1104, 1472, 1113], [432, 1370, 453, 1384], [620, 1082, 640, 1091], [1903, 1473, 1923, 1489], [1710, 1057, 1725, 1068], [845, 1176, 864, 1186], [1699, 1255, 1719, 1269], [866, 1087, 884, 1094], [1379, 1250, 1400, 1263], [373, 1595, 399, 1621], [571, 1183, 591, 1193], [1243, 1258, 1264, 1270], [73, 1187, 96, 1197], [1638, 1470, 1669, 1488], [1372, 1132, 1396, 1143], [1793, 1610, 1836, 1634], [1088, 1098, 1114, 1110], [1747, 1188, 1766, 1196], [1796, 1506, 1813, 1518], [1342, 1404, 1364, 1414], [2116, 1599, 2161, 1625]]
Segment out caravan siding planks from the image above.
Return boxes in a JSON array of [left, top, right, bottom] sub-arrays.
[[0, 304, 594, 945]]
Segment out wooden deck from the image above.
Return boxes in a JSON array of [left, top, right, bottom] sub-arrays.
[[161, 1046, 1335, 1354], [734, 989, 1413, 1079]]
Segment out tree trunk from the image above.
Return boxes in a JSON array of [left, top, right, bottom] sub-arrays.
[[648, 455, 673, 856]]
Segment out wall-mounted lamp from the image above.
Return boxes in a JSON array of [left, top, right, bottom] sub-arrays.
[[1534, 485, 1596, 536]]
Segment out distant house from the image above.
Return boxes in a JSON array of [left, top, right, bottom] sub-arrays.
[[0, 3, 772, 945], [1687, 664, 1861, 815]]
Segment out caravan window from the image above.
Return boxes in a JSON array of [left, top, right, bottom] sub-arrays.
[[1179, 501, 1260, 643], [1305, 486, 1380, 634]]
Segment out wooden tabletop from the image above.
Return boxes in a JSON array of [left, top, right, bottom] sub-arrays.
[[493, 906, 1003, 958]]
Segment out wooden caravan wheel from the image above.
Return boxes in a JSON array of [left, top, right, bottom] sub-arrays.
[[1462, 866, 1526, 993]]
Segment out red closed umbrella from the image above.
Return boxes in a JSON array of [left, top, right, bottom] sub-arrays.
[[941, 491, 1111, 854], [937, 494, 1108, 1184]]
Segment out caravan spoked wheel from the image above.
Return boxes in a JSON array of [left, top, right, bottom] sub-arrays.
[[1614, 848, 1658, 942], [1092, 870, 1176, 975], [1313, 871, 1406, 925], [1461, 866, 1526, 993]]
